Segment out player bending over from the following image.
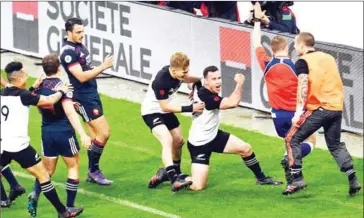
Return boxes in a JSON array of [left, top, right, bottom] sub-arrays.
[[141, 52, 204, 192]]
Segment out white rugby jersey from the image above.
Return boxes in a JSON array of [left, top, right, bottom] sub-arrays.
[[141, 65, 182, 115], [188, 86, 223, 146], [1, 86, 40, 153]]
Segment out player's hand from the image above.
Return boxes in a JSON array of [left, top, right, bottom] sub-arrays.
[[234, 73, 245, 85], [73, 101, 81, 112], [102, 54, 114, 70], [292, 112, 303, 125], [80, 134, 92, 149], [192, 101, 205, 112], [57, 83, 74, 94], [254, 2, 266, 19], [32, 73, 46, 89]]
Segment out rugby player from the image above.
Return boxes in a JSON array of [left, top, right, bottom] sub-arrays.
[[252, 15, 316, 182], [27, 54, 91, 217], [185, 66, 282, 191], [1, 61, 83, 217], [60, 18, 114, 185], [0, 74, 26, 207], [141, 52, 204, 192]]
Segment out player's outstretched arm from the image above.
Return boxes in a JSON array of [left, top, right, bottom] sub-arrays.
[[62, 100, 91, 149], [62, 49, 114, 83], [183, 75, 202, 83], [219, 73, 245, 110], [253, 18, 271, 72], [253, 16, 263, 49], [158, 100, 204, 113], [292, 59, 309, 123]]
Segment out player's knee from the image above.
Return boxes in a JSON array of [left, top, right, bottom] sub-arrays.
[[173, 137, 184, 148], [238, 143, 252, 157], [191, 185, 205, 191], [99, 128, 110, 142], [190, 182, 206, 191], [67, 166, 79, 179]]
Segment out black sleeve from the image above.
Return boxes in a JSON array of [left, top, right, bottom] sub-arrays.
[[198, 90, 223, 110], [60, 49, 79, 69], [193, 81, 202, 90], [152, 80, 169, 100], [295, 59, 309, 76], [20, 90, 40, 106]]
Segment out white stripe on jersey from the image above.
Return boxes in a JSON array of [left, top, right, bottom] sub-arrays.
[[188, 86, 220, 146], [1, 96, 30, 153]]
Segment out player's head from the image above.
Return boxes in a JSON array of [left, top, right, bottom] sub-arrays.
[[203, 65, 221, 94], [169, 52, 190, 80], [4, 61, 28, 88], [294, 32, 315, 56], [42, 54, 61, 77], [65, 18, 84, 44], [271, 36, 288, 56]]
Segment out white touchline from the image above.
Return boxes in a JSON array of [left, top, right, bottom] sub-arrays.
[[13, 172, 181, 218]]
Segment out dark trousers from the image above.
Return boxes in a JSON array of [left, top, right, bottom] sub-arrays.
[[285, 108, 353, 172]]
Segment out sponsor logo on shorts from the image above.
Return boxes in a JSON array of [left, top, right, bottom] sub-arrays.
[[196, 154, 206, 161], [93, 108, 100, 116], [153, 117, 161, 125], [35, 153, 40, 161]]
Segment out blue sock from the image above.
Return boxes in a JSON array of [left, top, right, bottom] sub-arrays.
[[301, 142, 313, 158], [33, 179, 41, 197], [89, 140, 104, 173], [66, 178, 79, 207], [0, 179, 8, 201], [284, 142, 313, 159], [1, 166, 19, 189]]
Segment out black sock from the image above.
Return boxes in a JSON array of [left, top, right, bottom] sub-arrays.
[[242, 152, 265, 180], [173, 160, 181, 175], [89, 140, 105, 173], [0, 179, 8, 201], [345, 168, 356, 181], [165, 165, 178, 183], [66, 178, 79, 208], [40, 181, 66, 213], [1, 166, 19, 189]]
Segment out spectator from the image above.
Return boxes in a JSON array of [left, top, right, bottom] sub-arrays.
[[201, 1, 240, 22], [247, 1, 299, 34], [165, 2, 201, 14]]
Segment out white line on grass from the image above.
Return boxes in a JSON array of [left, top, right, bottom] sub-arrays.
[[13, 172, 181, 218]]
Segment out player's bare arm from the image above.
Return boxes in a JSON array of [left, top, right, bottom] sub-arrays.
[[158, 99, 204, 113], [68, 54, 114, 83], [183, 74, 202, 83], [62, 100, 91, 149], [297, 74, 308, 107], [219, 74, 245, 110], [37, 84, 73, 106], [1, 74, 8, 87], [253, 16, 263, 49]]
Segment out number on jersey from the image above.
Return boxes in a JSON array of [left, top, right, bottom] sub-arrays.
[[1, 105, 9, 122]]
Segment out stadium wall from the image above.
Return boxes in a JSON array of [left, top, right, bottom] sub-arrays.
[[1, 2, 363, 135]]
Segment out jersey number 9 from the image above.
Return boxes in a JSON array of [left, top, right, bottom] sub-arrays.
[[1, 105, 9, 122]]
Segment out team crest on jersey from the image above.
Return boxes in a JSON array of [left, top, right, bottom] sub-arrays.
[[213, 96, 220, 102], [93, 108, 100, 116], [64, 55, 72, 63], [159, 89, 165, 95]]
